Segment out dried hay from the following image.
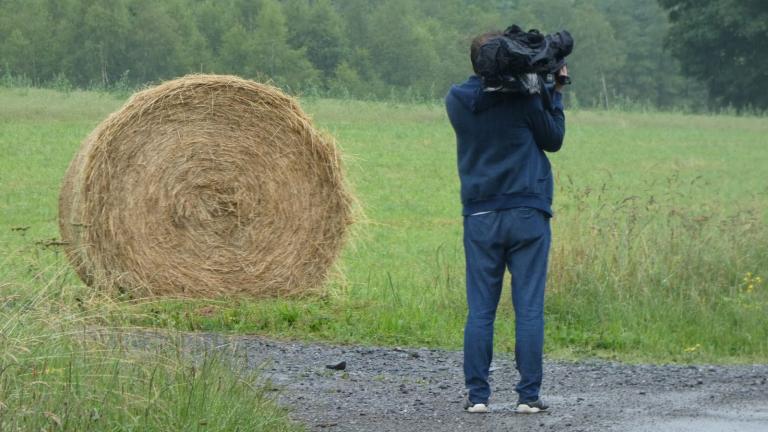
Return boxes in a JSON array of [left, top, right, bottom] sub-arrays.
[[59, 74, 354, 298]]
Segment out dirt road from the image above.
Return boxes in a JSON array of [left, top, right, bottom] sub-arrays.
[[201, 335, 768, 432]]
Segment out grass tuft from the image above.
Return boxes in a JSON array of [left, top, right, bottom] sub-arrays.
[[0, 260, 301, 431]]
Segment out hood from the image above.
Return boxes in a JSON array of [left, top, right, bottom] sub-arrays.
[[448, 75, 509, 113]]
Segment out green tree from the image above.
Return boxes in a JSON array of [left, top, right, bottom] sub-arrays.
[[288, 0, 348, 77], [123, 0, 186, 83], [0, 0, 712, 108], [413, 0, 479, 87], [250, 0, 317, 86], [232, 0, 262, 31], [193, 0, 233, 58], [284, 0, 311, 43], [368, 0, 440, 91], [329, 61, 367, 97], [0, 30, 32, 78], [658, 0, 768, 110], [0, 0, 60, 84], [166, 0, 213, 74], [218, 24, 257, 77], [336, 0, 373, 45], [57, 0, 132, 87], [332, 0, 386, 93]]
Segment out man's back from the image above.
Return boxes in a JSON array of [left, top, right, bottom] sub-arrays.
[[445, 75, 565, 217]]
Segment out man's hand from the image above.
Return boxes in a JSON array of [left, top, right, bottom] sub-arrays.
[[554, 65, 569, 92]]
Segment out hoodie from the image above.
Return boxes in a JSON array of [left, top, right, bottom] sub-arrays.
[[445, 75, 565, 216]]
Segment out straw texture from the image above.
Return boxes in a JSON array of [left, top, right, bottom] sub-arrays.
[[59, 75, 353, 297]]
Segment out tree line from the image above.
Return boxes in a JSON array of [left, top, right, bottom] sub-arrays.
[[0, 0, 763, 110]]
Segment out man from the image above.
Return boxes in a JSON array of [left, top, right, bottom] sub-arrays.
[[445, 31, 567, 414]]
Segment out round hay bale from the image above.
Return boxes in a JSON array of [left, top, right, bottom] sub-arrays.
[[59, 74, 354, 298]]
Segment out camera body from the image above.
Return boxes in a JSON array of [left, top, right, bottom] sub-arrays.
[[547, 71, 572, 86], [476, 25, 573, 94]]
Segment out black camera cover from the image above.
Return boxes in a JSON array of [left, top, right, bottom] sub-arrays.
[[476, 25, 573, 92]]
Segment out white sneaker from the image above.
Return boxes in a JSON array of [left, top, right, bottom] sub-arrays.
[[515, 398, 549, 413], [464, 400, 490, 413]]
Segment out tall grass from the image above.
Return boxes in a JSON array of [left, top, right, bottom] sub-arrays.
[[546, 172, 768, 360], [0, 257, 301, 431]]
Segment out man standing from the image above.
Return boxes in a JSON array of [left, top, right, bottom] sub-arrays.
[[445, 31, 567, 414]]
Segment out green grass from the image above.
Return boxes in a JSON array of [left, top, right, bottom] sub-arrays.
[[0, 267, 301, 431], [1, 90, 301, 430], [1, 87, 767, 365]]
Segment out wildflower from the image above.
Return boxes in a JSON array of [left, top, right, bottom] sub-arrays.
[[741, 272, 762, 293], [684, 343, 701, 353]]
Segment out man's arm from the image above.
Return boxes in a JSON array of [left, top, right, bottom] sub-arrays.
[[527, 91, 565, 153], [527, 65, 569, 152]]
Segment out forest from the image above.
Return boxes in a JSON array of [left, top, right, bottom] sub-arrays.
[[0, 0, 765, 110]]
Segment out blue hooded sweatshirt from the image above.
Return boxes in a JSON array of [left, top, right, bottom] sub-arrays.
[[445, 75, 565, 217]]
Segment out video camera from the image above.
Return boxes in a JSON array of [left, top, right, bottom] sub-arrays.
[[475, 25, 574, 94]]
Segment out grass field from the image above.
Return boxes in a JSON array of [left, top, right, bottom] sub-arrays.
[[0, 287, 300, 431], [1, 86, 767, 371], [0, 88, 302, 431]]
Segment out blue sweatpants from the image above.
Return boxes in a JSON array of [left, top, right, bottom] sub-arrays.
[[463, 207, 551, 404]]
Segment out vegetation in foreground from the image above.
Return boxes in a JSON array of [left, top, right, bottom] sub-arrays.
[[0, 272, 301, 431], [1, 88, 302, 429], [0, 270, 302, 431], [1, 87, 767, 365]]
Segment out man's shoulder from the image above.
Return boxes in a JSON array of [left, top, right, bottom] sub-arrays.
[[448, 76, 481, 94]]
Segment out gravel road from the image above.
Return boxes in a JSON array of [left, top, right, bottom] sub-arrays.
[[194, 335, 768, 432]]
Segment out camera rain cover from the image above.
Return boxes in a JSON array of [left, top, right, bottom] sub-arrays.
[[477, 25, 573, 91]]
